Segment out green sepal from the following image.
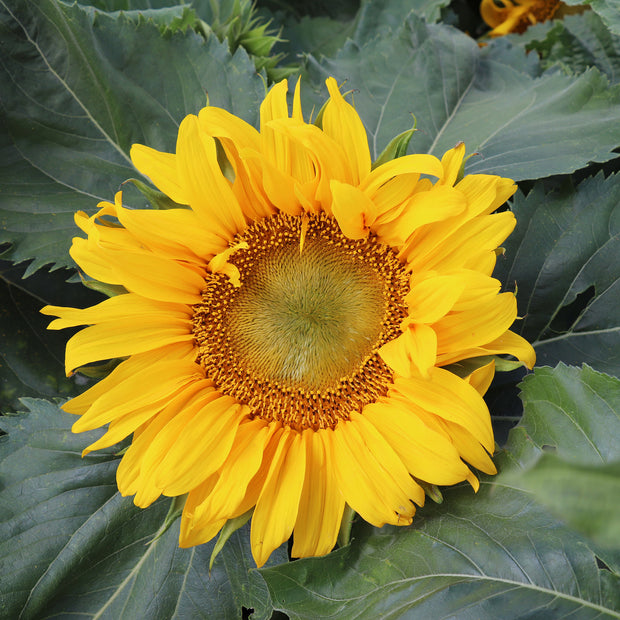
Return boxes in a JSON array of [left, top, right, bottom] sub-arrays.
[[445, 354, 528, 378], [453, 146, 478, 183], [73, 359, 121, 379], [337, 504, 356, 548], [80, 280, 127, 298], [417, 480, 444, 504], [313, 87, 356, 128], [150, 494, 187, 544], [215, 138, 236, 183], [372, 120, 417, 169], [124, 178, 188, 211], [210, 508, 254, 571], [312, 98, 330, 129]]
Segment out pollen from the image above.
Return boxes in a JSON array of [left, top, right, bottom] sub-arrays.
[[191, 212, 410, 431]]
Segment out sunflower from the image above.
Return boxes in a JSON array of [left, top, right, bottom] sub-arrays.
[[480, 0, 585, 35], [42, 77, 535, 567]]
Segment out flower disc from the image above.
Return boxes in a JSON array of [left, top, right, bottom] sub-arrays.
[[192, 212, 409, 430]]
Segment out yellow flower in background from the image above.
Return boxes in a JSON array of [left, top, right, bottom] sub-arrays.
[[481, 0, 584, 35], [42, 78, 535, 567]]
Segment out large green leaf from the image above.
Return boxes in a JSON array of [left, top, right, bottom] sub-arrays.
[[302, 13, 620, 179], [0, 398, 287, 619], [494, 172, 620, 377], [563, 0, 620, 36], [260, 365, 620, 619], [0, 0, 265, 274]]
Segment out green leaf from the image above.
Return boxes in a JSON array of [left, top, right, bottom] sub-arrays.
[[0, 0, 265, 274], [352, 0, 452, 37], [563, 0, 620, 36], [510, 12, 620, 85], [494, 172, 620, 377], [270, 13, 356, 62], [260, 365, 620, 618], [516, 456, 620, 549], [0, 261, 102, 412], [498, 12, 620, 83], [0, 398, 287, 619], [517, 364, 620, 463], [510, 364, 620, 554], [303, 13, 620, 180]]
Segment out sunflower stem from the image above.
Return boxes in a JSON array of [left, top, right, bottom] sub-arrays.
[[337, 504, 356, 548]]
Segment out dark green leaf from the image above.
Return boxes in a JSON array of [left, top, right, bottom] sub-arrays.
[[302, 13, 620, 179], [495, 172, 620, 376], [517, 364, 620, 463], [0, 0, 265, 274], [516, 456, 620, 549], [512, 12, 620, 84], [0, 261, 102, 412], [260, 365, 620, 619], [0, 398, 286, 619]]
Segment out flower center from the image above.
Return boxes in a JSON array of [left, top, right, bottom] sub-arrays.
[[515, 0, 560, 31], [192, 212, 409, 430]]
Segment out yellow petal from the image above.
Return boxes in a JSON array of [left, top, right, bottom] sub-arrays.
[[192, 419, 273, 524], [251, 429, 306, 567], [138, 384, 222, 482], [439, 142, 466, 187], [64, 316, 194, 375], [466, 360, 496, 396], [291, 430, 345, 558], [408, 211, 516, 273], [72, 359, 202, 433], [486, 330, 536, 369], [61, 342, 195, 416], [71, 240, 206, 304], [323, 77, 371, 184], [379, 323, 437, 378], [42, 293, 191, 330], [436, 292, 517, 354], [364, 399, 472, 485], [198, 105, 261, 151], [130, 145, 188, 204], [155, 398, 248, 496], [179, 474, 224, 547], [331, 180, 378, 239], [397, 186, 467, 238], [406, 274, 466, 324], [394, 367, 494, 451], [176, 114, 246, 236], [361, 154, 444, 196], [260, 79, 289, 125], [442, 419, 497, 475], [115, 204, 228, 262], [328, 417, 418, 528], [438, 329, 536, 369], [115, 382, 210, 506]]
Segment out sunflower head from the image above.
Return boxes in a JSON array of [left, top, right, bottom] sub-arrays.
[[42, 77, 535, 567]]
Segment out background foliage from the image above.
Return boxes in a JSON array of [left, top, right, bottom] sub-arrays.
[[1, 0, 619, 617]]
